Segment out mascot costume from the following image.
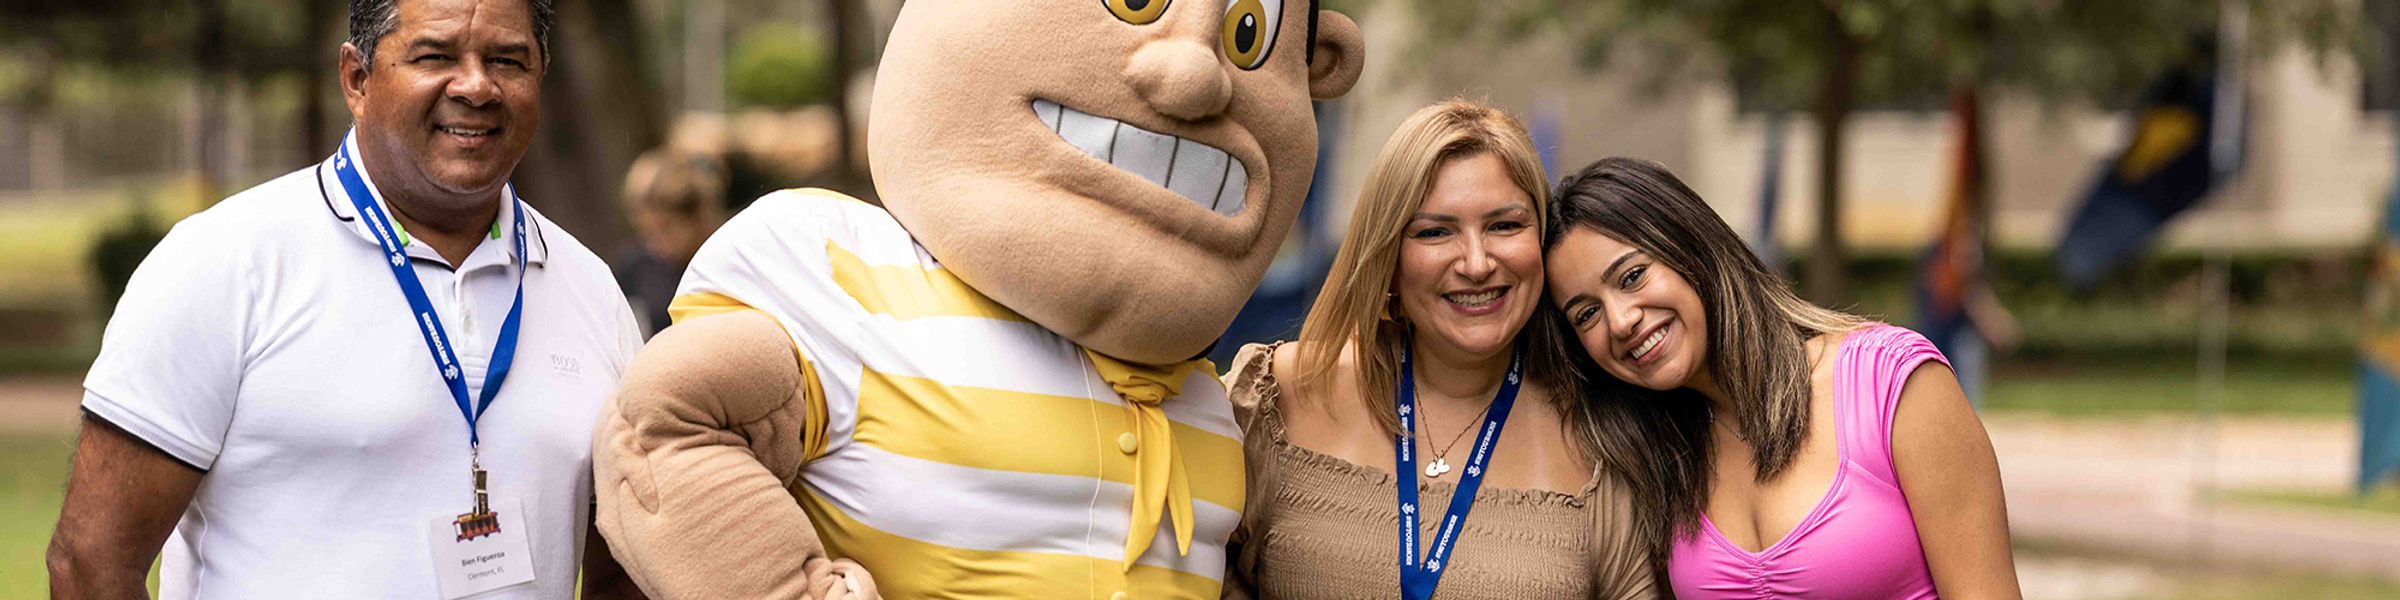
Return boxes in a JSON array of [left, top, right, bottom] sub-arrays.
[[592, 0, 1364, 597]]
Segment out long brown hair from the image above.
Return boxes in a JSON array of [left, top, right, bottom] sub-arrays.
[[1290, 99, 1586, 446], [1543, 157, 1862, 564]]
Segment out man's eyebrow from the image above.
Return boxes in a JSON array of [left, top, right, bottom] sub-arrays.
[[406, 37, 457, 52], [486, 42, 533, 57]]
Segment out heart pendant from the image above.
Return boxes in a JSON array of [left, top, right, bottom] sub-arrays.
[[1425, 458, 1451, 478]]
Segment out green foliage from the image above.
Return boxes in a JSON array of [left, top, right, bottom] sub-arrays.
[[728, 22, 834, 110], [1390, 0, 2352, 111], [86, 203, 164, 316], [1829, 248, 2363, 363], [1, 0, 326, 81], [1986, 356, 2353, 416]]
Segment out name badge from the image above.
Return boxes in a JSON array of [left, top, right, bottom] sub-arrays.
[[427, 496, 536, 599]]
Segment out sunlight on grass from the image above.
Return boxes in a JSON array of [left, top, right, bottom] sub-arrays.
[[2229, 486, 2400, 518]]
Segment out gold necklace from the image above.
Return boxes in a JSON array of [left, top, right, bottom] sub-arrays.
[[1420, 400, 1493, 478]]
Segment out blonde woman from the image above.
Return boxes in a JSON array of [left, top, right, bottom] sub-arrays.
[[1220, 101, 1654, 599]]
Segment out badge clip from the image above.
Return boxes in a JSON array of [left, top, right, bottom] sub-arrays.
[[454, 466, 500, 541]]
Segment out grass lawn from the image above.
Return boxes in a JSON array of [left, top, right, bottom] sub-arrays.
[[0, 433, 160, 599], [1985, 355, 2357, 416], [0, 434, 75, 597], [2228, 486, 2400, 518]]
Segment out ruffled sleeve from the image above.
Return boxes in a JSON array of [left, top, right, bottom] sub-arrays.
[[1219, 342, 1286, 599]]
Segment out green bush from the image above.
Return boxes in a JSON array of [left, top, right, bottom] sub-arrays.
[[87, 203, 164, 316], [1779, 247, 2365, 363], [728, 22, 833, 109]]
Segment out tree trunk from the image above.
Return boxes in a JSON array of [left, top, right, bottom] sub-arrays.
[[826, 0, 860, 180], [300, 0, 335, 165], [512, 0, 666, 257], [1807, 20, 1859, 305], [195, 0, 228, 199]]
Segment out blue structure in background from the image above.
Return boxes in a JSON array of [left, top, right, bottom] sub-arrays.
[[2053, 59, 2235, 294], [1752, 116, 1786, 273], [2362, 151, 2400, 493]]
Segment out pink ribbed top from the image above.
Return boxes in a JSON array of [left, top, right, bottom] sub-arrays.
[[1666, 325, 1951, 599]]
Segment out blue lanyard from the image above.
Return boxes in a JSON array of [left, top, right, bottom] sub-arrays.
[[1395, 341, 1522, 600], [331, 135, 527, 448]]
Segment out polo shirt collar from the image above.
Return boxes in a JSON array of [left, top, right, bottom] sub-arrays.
[[318, 133, 549, 268]]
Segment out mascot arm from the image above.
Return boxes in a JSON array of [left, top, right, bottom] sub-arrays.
[[593, 309, 861, 598]]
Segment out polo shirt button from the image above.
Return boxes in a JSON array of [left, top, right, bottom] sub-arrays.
[[1110, 592, 1129, 600], [1117, 432, 1139, 455]]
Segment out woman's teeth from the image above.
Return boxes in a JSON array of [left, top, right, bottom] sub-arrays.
[[1443, 288, 1504, 307], [1630, 328, 1666, 361]]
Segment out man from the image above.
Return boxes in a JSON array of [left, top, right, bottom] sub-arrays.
[[592, 0, 1365, 597], [45, 0, 644, 598]]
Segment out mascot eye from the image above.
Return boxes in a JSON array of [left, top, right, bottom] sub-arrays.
[[1220, 0, 1283, 70], [1106, 0, 1171, 25]]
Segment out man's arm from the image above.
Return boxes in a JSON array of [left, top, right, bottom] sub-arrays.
[[48, 414, 204, 599]]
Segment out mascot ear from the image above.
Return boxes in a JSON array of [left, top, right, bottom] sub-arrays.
[[1308, 10, 1365, 100]]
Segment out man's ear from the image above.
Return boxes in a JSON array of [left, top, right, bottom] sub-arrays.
[[1308, 11, 1364, 100], [339, 43, 371, 118]]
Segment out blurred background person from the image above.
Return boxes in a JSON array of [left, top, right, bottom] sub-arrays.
[[617, 148, 727, 337]]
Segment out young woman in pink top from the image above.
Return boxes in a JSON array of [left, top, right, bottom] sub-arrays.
[[1540, 158, 2022, 599]]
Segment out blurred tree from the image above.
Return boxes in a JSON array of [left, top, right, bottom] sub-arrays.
[[514, 0, 668, 256], [825, 0, 863, 182], [3, 0, 322, 193], [729, 23, 834, 109], [1396, 0, 2347, 304], [1, 0, 671, 255], [4, 0, 681, 280]]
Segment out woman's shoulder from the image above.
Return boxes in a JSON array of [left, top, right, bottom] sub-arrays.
[[1839, 323, 1940, 353], [1226, 341, 1348, 424], [1245, 340, 1361, 406]]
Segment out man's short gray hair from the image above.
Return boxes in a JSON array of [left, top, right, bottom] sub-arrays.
[[349, 0, 555, 70]]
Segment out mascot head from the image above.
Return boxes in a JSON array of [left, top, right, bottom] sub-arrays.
[[869, 0, 1365, 364]]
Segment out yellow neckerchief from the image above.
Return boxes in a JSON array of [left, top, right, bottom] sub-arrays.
[[1082, 349, 1213, 571]]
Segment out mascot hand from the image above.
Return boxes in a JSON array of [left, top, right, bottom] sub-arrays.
[[593, 310, 830, 599], [804, 557, 882, 600]]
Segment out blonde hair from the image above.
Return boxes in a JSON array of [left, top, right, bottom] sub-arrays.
[[1291, 99, 1556, 436]]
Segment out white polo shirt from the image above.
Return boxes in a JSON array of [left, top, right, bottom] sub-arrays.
[[81, 146, 642, 599]]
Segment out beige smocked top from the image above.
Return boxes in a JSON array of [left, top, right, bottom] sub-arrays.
[[1220, 343, 1659, 599]]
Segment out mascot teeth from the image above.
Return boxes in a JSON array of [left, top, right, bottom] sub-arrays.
[[1034, 98, 1247, 216]]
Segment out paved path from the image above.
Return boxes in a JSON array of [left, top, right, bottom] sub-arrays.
[[0, 374, 81, 435], [1989, 413, 2400, 582]]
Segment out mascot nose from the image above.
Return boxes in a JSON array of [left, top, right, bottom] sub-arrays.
[[1127, 39, 1232, 121]]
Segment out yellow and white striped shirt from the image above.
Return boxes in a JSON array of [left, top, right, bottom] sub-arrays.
[[669, 190, 1245, 599]]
